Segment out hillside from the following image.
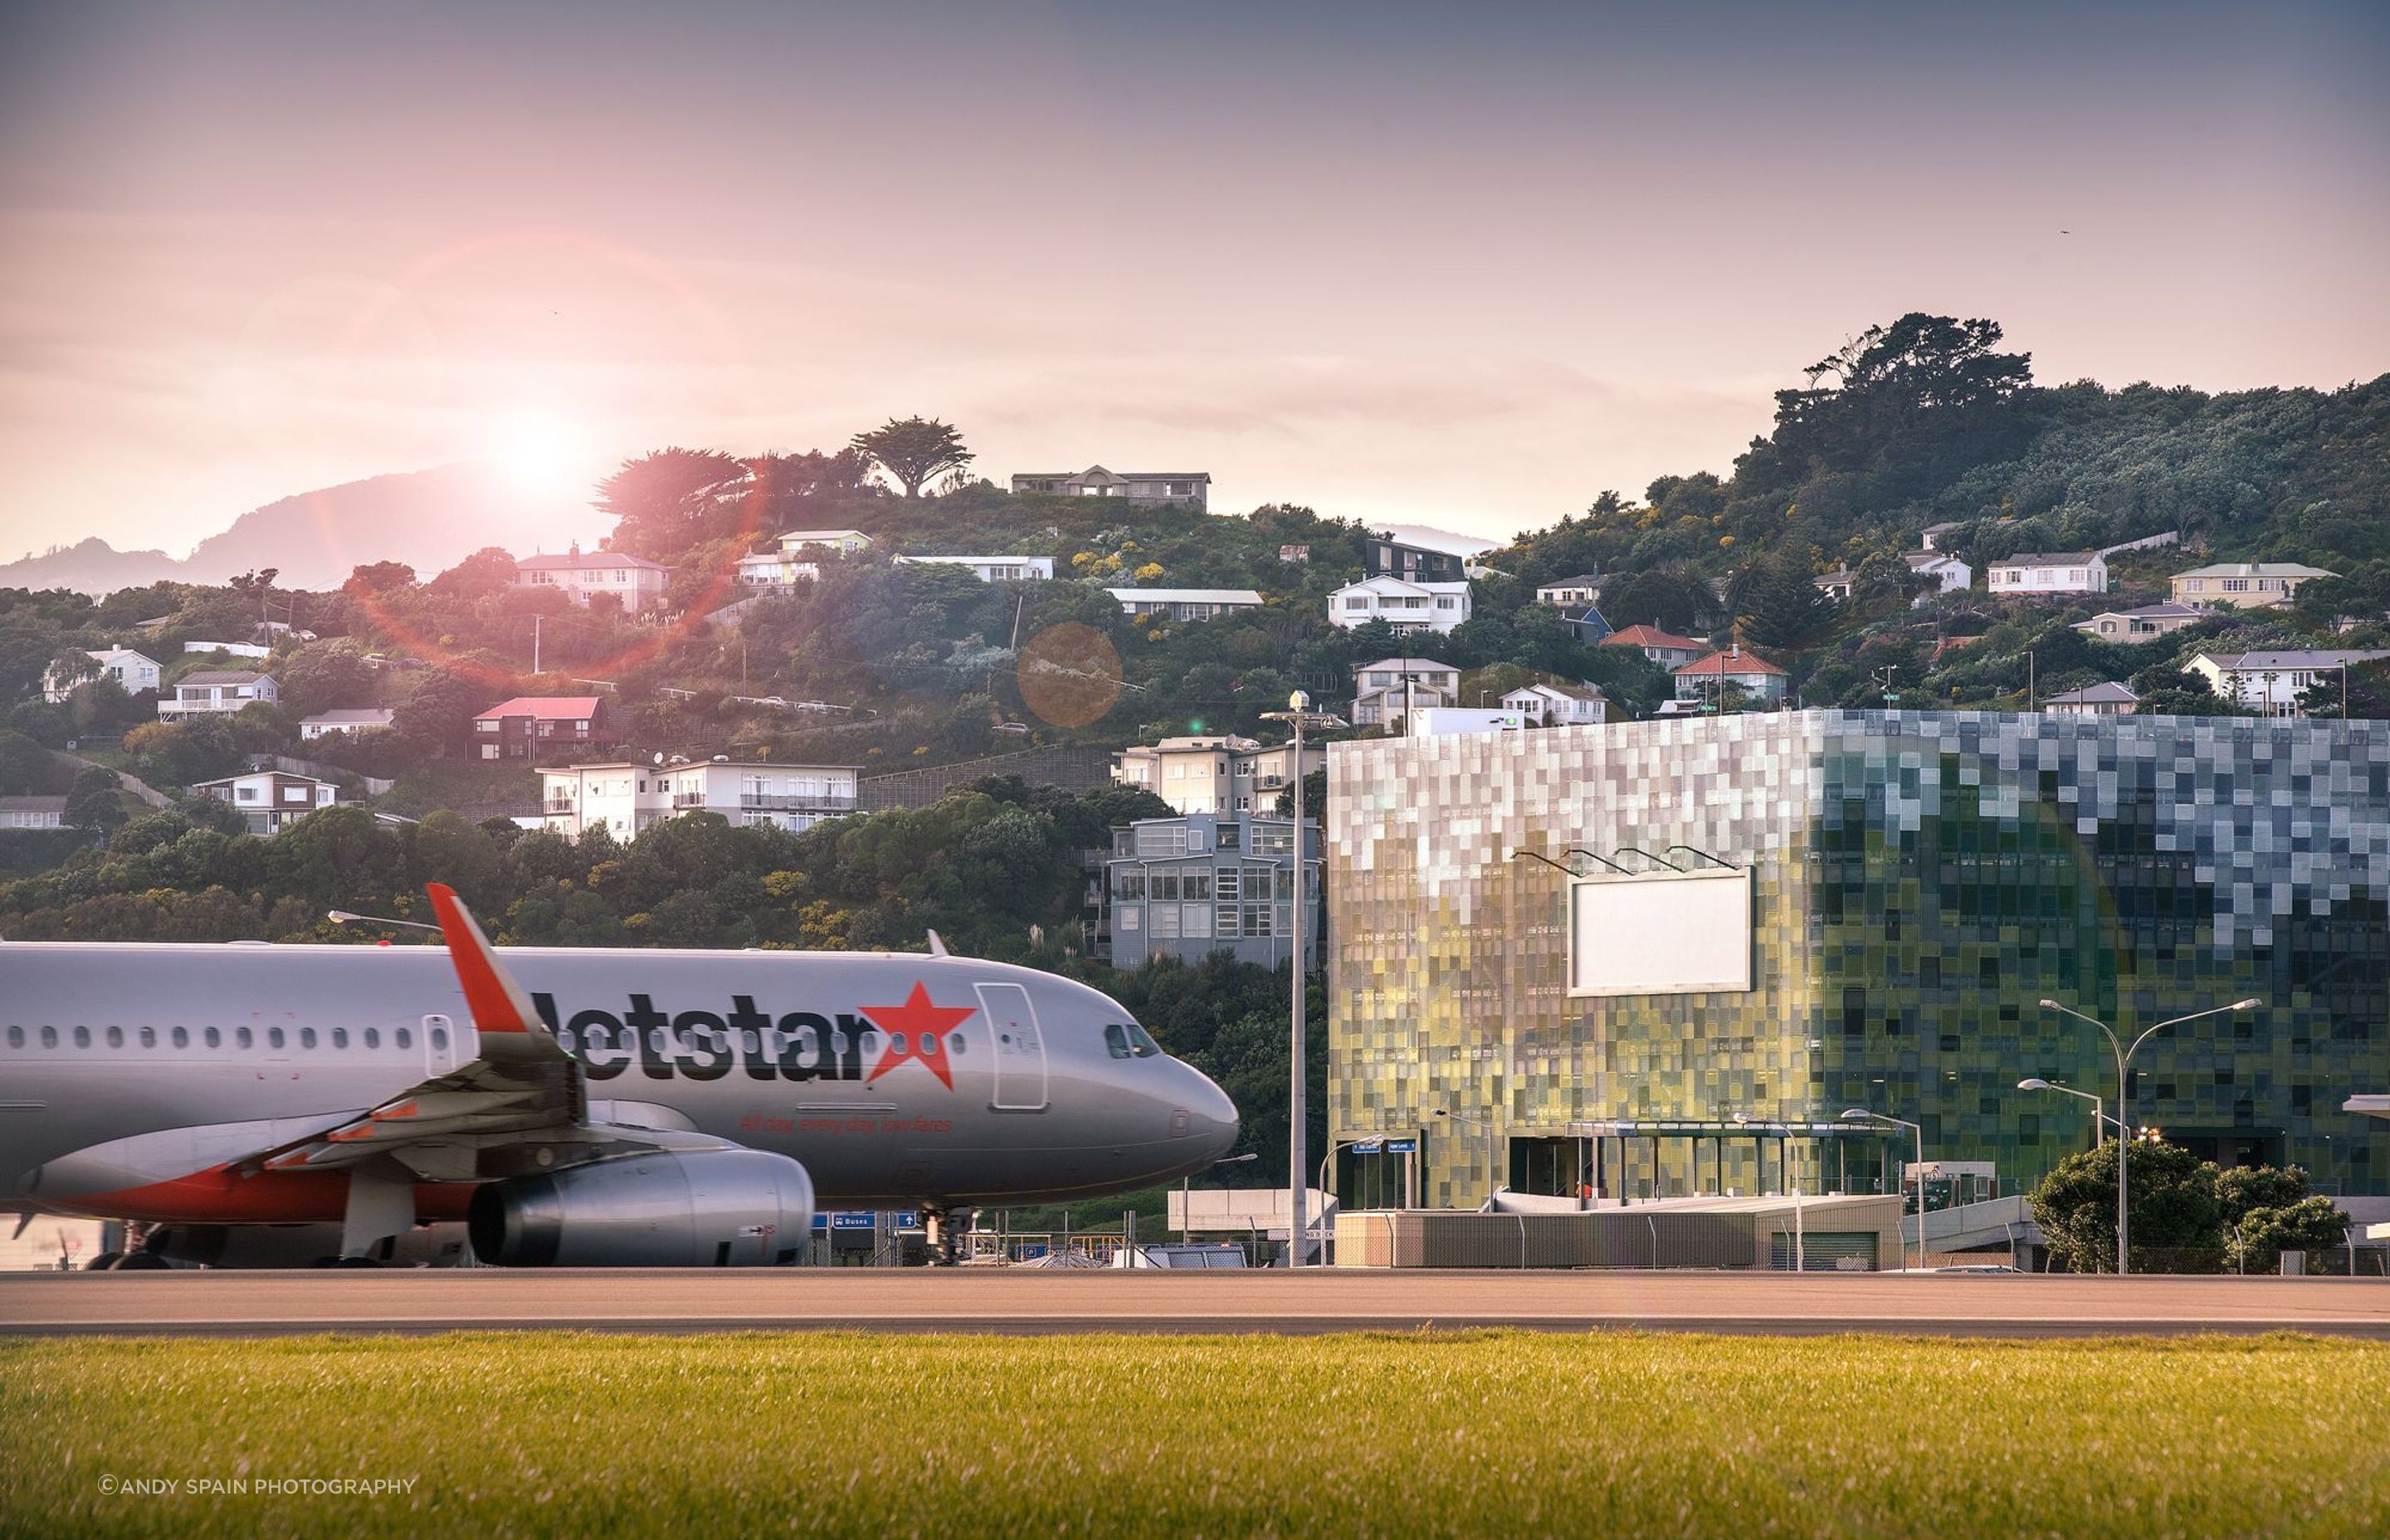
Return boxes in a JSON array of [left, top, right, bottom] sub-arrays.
[[0, 462, 607, 595]]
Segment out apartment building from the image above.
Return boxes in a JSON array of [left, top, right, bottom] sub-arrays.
[[538, 758, 860, 841], [1112, 734, 1325, 816], [1099, 811, 1321, 971]]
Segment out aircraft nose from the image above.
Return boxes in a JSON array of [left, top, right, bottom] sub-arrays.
[[1175, 1060, 1241, 1161]]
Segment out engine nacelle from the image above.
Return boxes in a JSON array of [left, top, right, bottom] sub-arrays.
[[467, 1150, 814, 1266]]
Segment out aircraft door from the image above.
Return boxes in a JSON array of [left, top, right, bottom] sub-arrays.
[[422, 1013, 475, 1076], [976, 983, 1048, 1112]]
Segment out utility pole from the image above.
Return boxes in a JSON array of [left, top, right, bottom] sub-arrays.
[[533, 615, 541, 675], [1261, 691, 1344, 1267]]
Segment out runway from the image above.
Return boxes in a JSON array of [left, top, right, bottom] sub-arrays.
[[3, 1268, 2387, 1338]]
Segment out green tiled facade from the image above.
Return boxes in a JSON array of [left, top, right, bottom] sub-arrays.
[[1326, 712, 2390, 1208]]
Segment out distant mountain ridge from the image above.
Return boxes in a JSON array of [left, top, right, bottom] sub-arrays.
[[0, 463, 607, 596]]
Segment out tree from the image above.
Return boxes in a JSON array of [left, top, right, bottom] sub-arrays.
[[344, 561, 417, 597], [0, 729, 54, 795], [851, 417, 973, 500], [2030, 1138, 2224, 1273], [63, 764, 128, 837], [596, 448, 752, 560], [280, 641, 380, 719]]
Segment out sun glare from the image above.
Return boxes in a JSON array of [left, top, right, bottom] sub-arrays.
[[487, 406, 585, 495]]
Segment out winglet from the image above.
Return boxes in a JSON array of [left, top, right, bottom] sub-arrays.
[[925, 928, 950, 959], [424, 882, 539, 1034]]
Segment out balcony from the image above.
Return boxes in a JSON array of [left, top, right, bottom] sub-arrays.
[[542, 799, 578, 815], [739, 792, 856, 812]]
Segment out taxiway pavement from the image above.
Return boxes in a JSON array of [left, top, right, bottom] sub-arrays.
[[2, 1269, 2386, 1338]]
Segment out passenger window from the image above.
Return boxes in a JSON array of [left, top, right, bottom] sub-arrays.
[[300, 1027, 317, 1050], [105, 1026, 124, 1048], [890, 1033, 909, 1055], [1104, 1023, 1134, 1060], [947, 1034, 964, 1057], [237, 1027, 253, 1049], [41, 1026, 57, 1048], [268, 1027, 285, 1050], [5, 1026, 19, 1048], [74, 1026, 90, 1048], [172, 1026, 188, 1048], [395, 1027, 412, 1050], [139, 1026, 156, 1048], [332, 1028, 348, 1050], [203, 1026, 220, 1049], [364, 1027, 379, 1050]]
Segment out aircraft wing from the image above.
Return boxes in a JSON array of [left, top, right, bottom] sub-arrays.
[[246, 884, 735, 1182]]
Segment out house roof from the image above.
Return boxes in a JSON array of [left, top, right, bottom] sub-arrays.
[[2197, 649, 2389, 672], [1812, 568, 1858, 586], [1334, 576, 1471, 597], [2172, 562, 2335, 580], [1105, 587, 1265, 606], [1536, 573, 1602, 589], [1904, 551, 1965, 569], [2046, 681, 2141, 706], [0, 796, 67, 814], [2079, 602, 2202, 623], [178, 670, 271, 686], [475, 695, 604, 720], [1675, 649, 1788, 679], [1372, 523, 1500, 558], [1017, 466, 1212, 483], [1354, 656, 1461, 675], [1992, 551, 2102, 566], [1604, 625, 1705, 651], [1505, 680, 1607, 703], [778, 528, 871, 544], [89, 647, 160, 665], [517, 550, 670, 572], [300, 708, 396, 727], [188, 771, 338, 790]]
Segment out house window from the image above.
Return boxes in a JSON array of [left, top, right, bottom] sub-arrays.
[[1345, 597, 1369, 610]]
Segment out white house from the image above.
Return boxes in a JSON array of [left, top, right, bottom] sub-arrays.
[[1011, 467, 1211, 509], [1500, 680, 1610, 726], [1328, 576, 1472, 635], [1534, 573, 1602, 607], [2073, 602, 2203, 641], [298, 708, 396, 740], [1988, 552, 2108, 597], [188, 770, 339, 834], [41, 647, 163, 703], [157, 670, 278, 720], [1112, 735, 1324, 816], [1812, 568, 1858, 601], [538, 758, 860, 841], [1105, 588, 1266, 624], [1905, 551, 1972, 600], [0, 796, 67, 829], [515, 546, 673, 610], [2188, 649, 2388, 714], [2169, 563, 2334, 611], [1349, 657, 1461, 728], [737, 529, 876, 589], [2043, 682, 2140, 717], [893, 554, 1054, 583]]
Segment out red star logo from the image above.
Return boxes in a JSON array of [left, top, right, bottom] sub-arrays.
[[860, 982, 976, 1091]]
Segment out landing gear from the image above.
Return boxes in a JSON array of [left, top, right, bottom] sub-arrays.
[[924, 1205, 970, 1266], [84, 1251, 122, 1272], [112, 1250, 173, 1270]]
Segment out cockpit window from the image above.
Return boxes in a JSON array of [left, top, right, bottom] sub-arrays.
[[1106, 1023, 1163, 1060]]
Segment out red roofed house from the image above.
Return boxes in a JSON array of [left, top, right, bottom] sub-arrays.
[[1602, 625, 1708, 670], [1674, 646, 1789, 704], [472, 696, 614, 761]]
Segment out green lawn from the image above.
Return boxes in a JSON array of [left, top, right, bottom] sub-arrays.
[[3, 1332, 2384, 1538]]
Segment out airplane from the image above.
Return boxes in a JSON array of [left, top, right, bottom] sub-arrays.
[[0, 885, 1241, 1268]]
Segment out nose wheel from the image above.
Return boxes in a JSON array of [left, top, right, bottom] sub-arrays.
[[924, 1205, 970, 1266]]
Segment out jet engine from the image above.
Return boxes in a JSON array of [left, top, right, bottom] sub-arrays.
[[466, 1150, 814, 1267]]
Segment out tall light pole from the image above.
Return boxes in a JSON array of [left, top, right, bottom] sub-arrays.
[[1260, 691, 1343, 1267], [2039, 997, 2261, 1275], [2017, 1077, 2119, 1148], [1841, 1108, 1924, 1271]]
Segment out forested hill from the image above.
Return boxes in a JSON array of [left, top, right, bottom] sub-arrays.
[[1492, 314, 2390, 620]]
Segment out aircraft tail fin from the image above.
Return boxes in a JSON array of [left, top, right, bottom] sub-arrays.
[[424, 883, 540, 1035]]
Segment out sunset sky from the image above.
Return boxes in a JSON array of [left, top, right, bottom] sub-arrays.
[[2, 1, 2384, 559]]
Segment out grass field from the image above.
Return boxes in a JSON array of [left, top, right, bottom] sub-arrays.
[[4, 1332, 2387, 1538]]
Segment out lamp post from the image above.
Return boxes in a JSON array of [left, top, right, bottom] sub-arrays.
[[326, 909, 441, 935], [1841, 1108, 1924, 1271], [1433, 1109, 1499, 1208], [1259, 691, 1344, 1268], [1183, 1152, 1257, 1245], [2017, 1077, 2119, 1148], [2038, 997, 2261, 1275]]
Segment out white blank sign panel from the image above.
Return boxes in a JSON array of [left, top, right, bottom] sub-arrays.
[[1567, 868, 1752, 997]]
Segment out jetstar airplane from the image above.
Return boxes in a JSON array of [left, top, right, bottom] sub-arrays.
[[0, 885, 1240, 1268]]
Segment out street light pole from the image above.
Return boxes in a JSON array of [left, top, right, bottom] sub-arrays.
[[2017, 1077, 2117, 1148], [1260, 692, 1344, 1268], [2039, 997, 2262, 1274], [1841, 1108, 1924, 1271]]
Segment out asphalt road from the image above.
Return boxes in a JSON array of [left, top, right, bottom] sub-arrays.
[[3, 1269, 2387, 1338]]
